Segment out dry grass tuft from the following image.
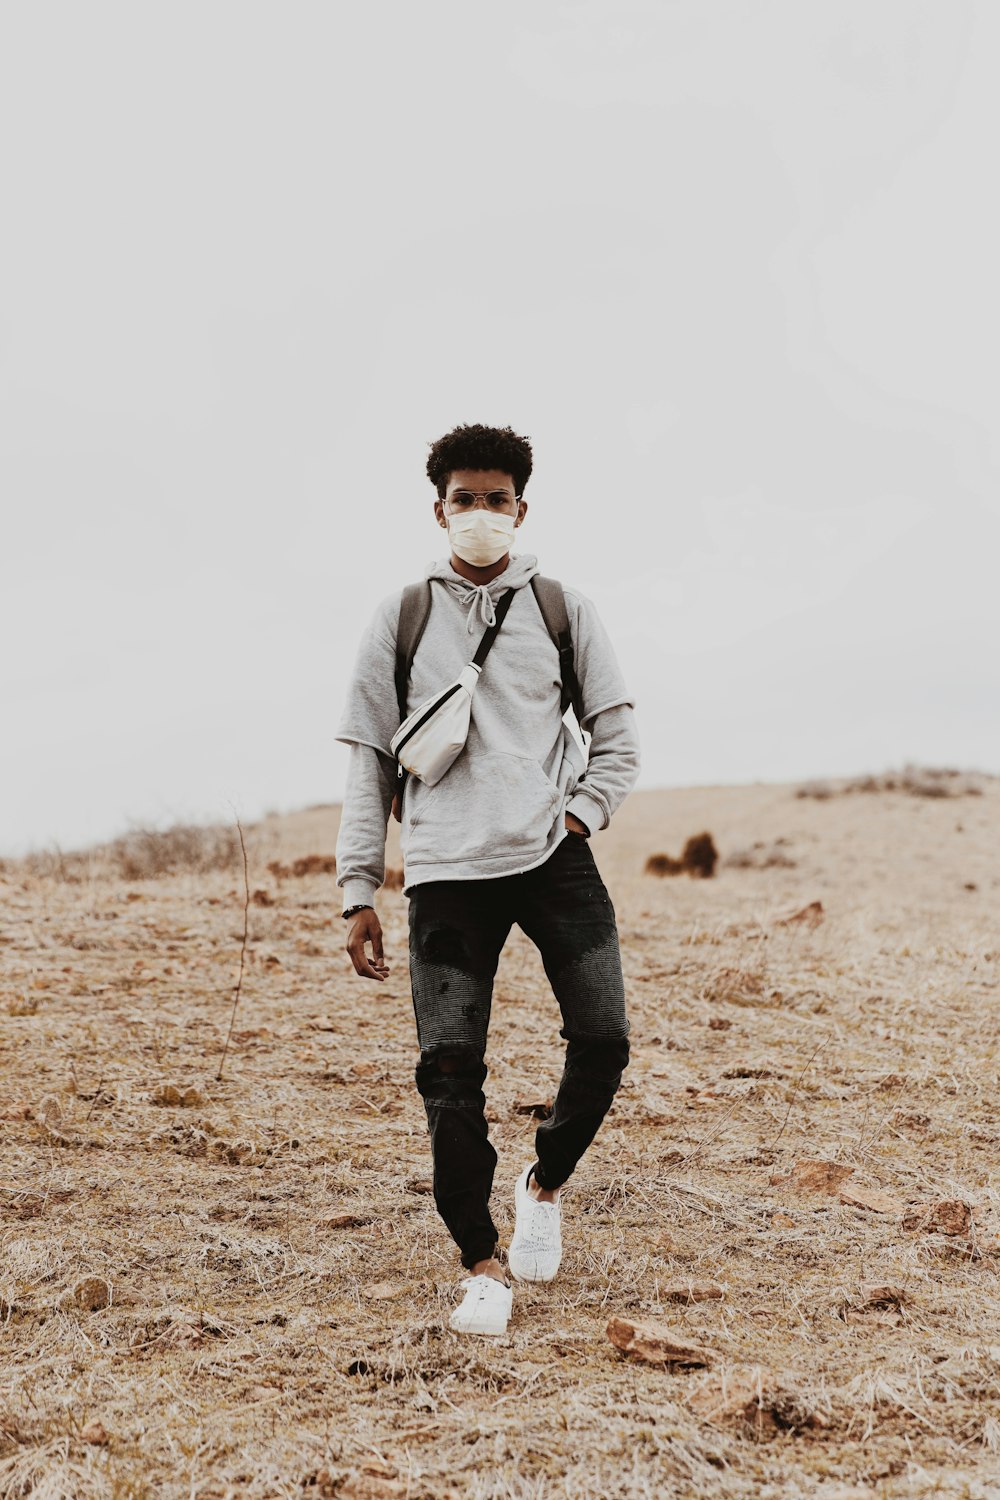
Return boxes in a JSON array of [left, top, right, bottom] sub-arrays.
[[8, 821, 245, 883], [688, 1364, 832, 1435], [726, 837, 797, 869]]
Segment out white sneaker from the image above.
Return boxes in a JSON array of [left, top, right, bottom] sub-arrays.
[[448, 1274, 513, 1336], [508, 1163, 563, 1283]]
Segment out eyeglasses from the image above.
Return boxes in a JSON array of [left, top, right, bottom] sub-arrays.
[[446, 489, 521, 509]]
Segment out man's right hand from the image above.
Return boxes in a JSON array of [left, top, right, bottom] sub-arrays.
[[346, 907, 390, 982]]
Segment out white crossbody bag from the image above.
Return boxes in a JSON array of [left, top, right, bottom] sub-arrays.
[[390, 586, 516, 796]]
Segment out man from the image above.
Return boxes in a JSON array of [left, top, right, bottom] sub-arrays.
[[335, 423, 640, 1335]]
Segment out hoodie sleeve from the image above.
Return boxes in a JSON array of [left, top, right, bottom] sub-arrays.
[[334, 592, 404, 908], [335, 743, 398, 909], [562, 589, 641, 834]]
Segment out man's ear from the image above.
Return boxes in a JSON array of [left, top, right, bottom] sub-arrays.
[[434, 498, 447, 529], [515, 498, 528, 528]]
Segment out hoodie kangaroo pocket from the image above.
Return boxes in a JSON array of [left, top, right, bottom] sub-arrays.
[[404, 750, 561, 866]]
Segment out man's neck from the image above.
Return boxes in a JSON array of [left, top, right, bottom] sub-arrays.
[[448, 552, 512, 585]]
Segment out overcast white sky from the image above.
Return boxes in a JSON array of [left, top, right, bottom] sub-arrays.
[[2, 1, 998, 856]]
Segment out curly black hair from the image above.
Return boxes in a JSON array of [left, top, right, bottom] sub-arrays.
[[426, 423, 533, 499]]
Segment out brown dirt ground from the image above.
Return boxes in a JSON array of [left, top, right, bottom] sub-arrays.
[[1, 781, 999, 1499]]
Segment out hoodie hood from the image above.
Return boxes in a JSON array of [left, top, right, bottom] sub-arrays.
[[424, 551, 541, 634]]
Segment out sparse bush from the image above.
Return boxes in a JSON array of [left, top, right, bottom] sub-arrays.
[[10, 822, 245, 882], [108, 824, 244, 879], [795, 765, 989, 801]]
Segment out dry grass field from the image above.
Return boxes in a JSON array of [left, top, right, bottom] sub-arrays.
[[2, 776, 999, 1499]]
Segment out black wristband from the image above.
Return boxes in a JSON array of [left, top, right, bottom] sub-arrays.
[[342, 903, 373, 920]]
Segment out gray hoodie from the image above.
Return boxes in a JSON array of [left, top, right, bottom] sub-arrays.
[[335, 551, 640, 907]]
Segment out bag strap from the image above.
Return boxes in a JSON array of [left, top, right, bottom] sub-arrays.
[[394, 581, 434, 721], [470, 586, 516, 669], [530, 575, 583, 721]]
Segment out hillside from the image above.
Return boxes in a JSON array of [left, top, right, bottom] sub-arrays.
[[1, 778, 998, 1498]]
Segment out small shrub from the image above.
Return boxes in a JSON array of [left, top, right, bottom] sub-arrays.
[[795, 780, 833, 800], [645, 833, 718, 879]]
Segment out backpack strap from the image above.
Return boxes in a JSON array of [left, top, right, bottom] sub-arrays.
[[395, 575, 583, 724], [530, 575, 583, 722], [394, 581, 433, 721]]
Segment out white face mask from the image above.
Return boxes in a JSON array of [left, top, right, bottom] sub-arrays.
[[446, 509, 517, 567]]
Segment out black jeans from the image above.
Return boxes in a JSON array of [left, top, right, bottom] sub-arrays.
[[407, 832, 630, 1269]]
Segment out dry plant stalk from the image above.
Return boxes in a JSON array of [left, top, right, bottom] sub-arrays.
[[216, 816, 250, 1082], [768, 1038, 829, 1153]]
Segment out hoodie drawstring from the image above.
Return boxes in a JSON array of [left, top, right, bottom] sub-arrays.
[[455, 582, 498, 633], [423, 552, 540, 631]]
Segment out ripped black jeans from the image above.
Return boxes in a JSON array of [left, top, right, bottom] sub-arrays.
[[408, 832, 630, 1270]]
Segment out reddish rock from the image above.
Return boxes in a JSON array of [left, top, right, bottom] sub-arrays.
[[775, 900, 825, 927], [902, 1199, 973, 1236], [660, 1280, 725, 1304], [769, 1159, 854, 1195], [512, 1097, 552, 1119], [838, 1183, 905, 1215], [321, 1212, 371, 1230], [291, 855, 337, 877], [362, 1281, 407, 1301], [606, 1316, 713, 1368]]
